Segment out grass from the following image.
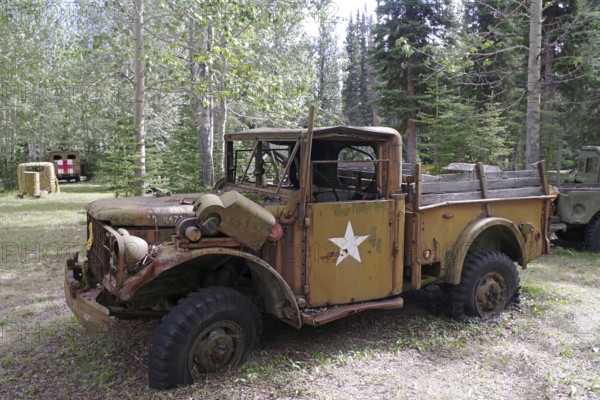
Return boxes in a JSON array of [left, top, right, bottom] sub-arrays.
[[0, 184, 599, 399]]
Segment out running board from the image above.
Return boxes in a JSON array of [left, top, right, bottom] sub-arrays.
[[301, 296, 404, 326]]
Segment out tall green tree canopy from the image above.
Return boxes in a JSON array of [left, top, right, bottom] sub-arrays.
[[2, 0, 600, 191], [371, 0, 454, 163]]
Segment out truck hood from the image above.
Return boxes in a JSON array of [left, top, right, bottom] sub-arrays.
[[87, 194, 200, 227]]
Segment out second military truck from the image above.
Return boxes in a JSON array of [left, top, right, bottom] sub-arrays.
[[65, 122, 553, 389], [554, 146, 600, 251]]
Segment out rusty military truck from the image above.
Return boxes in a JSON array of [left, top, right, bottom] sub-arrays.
[[553, 146, 600, 251], [65, 122, 553, 389]]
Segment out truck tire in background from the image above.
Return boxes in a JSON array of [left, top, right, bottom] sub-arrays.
[[555, 226, 585, 242], [585, 216, 600, 252], [148, 287, 262, 389], [451, 250, 520, 320]]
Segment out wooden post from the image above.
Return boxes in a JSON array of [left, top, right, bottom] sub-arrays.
[[298, 106, 315, 226], [476, 162, 492, 216]]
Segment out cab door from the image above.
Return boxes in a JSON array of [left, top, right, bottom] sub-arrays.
[[305, 199, 396, 306]]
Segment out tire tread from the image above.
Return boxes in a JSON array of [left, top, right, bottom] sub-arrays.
[[451, 249, 520, 320], [148, 287, 261, 389], [585, 215, 600, 252]]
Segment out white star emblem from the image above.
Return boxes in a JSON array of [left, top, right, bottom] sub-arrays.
[[329, 221, 369, 266]]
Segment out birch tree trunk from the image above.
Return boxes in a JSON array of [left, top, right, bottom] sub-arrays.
[[133, 0, 146, 195], [215, 57, 228, 180], [526, 0, 542, 165], [196, 92, 213, 186], [188, 22, 214, 187]]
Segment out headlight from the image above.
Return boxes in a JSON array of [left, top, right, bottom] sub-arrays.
[[117, 228, 149, 268]]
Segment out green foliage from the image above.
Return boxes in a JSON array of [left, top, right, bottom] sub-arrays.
[[371, 0, 455, 163], [140, 0, 326, 187], [372, 0, 455, 118], [94, 117, 140, 197], [342, 11, 377, 125], [417, 76, 511, 166], [369, 0, 600, 167], [2, 0, 600, 190], [316, 12, 342, 119], [0, 0, 139, 191], [0, 0, 328, 193], [160, 108, 207, 193], [455, 0, 600, 167], [417, 85, 477, 165]]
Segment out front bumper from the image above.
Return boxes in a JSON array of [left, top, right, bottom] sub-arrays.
[[65, 255, 110, 333]]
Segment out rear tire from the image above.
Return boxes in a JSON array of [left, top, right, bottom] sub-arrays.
[[585, 216, 600, 252], [148, 287, 262, 389], [451, 250, 520, 320]]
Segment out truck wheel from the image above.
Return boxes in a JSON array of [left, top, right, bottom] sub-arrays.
[[148, 287, 262, 389], [451, 250, 519, 320], [585, 217, 600, 252]]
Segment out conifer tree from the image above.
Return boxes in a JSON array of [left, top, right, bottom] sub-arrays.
[[342, 10, 378, 126], [342, 14, 361, 124], [371, 0, 453, 163], [316, 13, 342, 118]]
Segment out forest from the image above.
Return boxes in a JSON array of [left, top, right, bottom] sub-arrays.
[[0, 0, 599, 195]]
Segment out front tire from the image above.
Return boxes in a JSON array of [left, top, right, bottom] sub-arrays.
[[148, 287, 262, 389], [451, 250, 520, 320], [585, 216, 600, 252]]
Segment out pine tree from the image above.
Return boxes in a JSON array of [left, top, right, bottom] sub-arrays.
[[316, 13, 342, 118], [95, 116, 139, 197], [342, 14, 361, 124], [371, 0, 453, 163], [417, 76, 510, 167], [342, 10, 379, 126]]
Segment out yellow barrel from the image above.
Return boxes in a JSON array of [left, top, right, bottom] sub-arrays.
[[24, 171, 41, 197]]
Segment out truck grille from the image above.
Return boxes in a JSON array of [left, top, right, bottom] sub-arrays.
[[87, 215, 114, 281]]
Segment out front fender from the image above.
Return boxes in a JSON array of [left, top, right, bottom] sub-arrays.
[[116, 246, 302, 328], [556, 192, 600, 225], [445, 217, 526, 285]]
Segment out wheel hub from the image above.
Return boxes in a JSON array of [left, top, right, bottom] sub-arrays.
[[188, 321, 245, 376], [201, 328, 234, 368], [475, 272, 508, 317]]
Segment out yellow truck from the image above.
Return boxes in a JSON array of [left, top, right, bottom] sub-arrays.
[[65, 123, 553, 389]]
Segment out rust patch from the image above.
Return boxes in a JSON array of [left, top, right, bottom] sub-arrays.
[[320, 251, 339, 263], [64, 263, 109, 333]]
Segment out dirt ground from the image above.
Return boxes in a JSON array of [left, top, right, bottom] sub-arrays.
[[0, 187, 599, 399]]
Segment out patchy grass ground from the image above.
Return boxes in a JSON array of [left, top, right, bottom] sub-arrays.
[[0, 185, 599, 399]]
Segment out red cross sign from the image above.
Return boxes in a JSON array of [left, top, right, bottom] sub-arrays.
[[55, 159, 73, 174]]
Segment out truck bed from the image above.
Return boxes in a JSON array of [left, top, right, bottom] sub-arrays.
[[401, 162, 552, 290], [404, 163, 549, 206]]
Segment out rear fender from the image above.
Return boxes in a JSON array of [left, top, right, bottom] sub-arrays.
[[445, 217, 526, 285]]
